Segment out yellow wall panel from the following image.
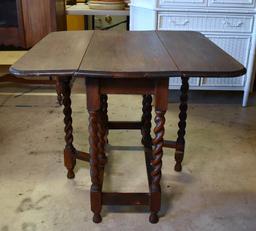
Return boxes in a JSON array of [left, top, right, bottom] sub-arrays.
[[66, 15, 85, 30]]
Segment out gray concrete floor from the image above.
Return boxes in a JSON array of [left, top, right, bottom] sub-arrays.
[[0, 80, 256, 231]]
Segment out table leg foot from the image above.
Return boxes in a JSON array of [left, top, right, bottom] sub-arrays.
[[149, 212, 159, 224], [174, 151, 183, 172], [93, 213, 102, 223], [64, 146, 76, 179], [67, 170, 75, 179]]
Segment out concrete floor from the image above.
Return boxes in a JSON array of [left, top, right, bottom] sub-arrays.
[[0, 80, 256, 231]]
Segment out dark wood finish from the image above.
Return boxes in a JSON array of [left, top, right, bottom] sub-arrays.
[[174, 76, 189, 172], [98, 97, 108, 186], [75, 150, 90, 162], [163, 140, 177, 149], [10, 31, 247, 79], [85, 78, 170, 223], [102, 193, 149, 206], [61, 76, 76, 179], [100, 78, 155, 94], [108, 121, 142, 130], [0, 0, 66, 48], [150, 79, 168, 223], [0, 27, 21, 47], [157, 31, 246, 77], [86, 78, 102, 223], [101, 94, 109, 144], [141, 95, 153, 148], [10, 31, 94, 76], [144, 147, 153, 188], [9, 31, 247, 224], [55, 76, 63, 105], [78, 31, 179, 78]]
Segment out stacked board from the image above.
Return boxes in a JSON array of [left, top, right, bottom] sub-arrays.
[[88, 0, 125, 10]]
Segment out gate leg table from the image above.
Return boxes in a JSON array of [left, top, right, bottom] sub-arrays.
[[10, 30, 246, 223]]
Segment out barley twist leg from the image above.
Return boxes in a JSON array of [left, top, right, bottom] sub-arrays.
[[175, 77, 189, 172]]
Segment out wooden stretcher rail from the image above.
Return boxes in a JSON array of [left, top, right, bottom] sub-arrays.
[[163, 140, 177, 149], [108, 121, 142, 130], [75, 150, 90, 162], [102, 193, 149, 206]]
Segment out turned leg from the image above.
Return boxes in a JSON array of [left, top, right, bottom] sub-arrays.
[[89, 111, 102, 223], [101, 94, 109, 144], [141, 95, 153, 148], [56, 76, 63, 105], [150, 79, 168, 224], [86, 78, 102, 223], [98, 95, 108, 186], [150, 110, 166, 223], [61, 76, 76, 179], [174, 76, 189, 172]]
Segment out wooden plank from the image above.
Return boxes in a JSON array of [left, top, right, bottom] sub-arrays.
[[163, 140, 176, 149], [75, 150, 90, 162], [66, 3, 130, 16], [108, 121, 142, 130], [157, 31, 246, 78], [10, 31, 94, 76], [100, 78, 155, 94], [78, 31, 179, 78], [102, 192, 149, 206]]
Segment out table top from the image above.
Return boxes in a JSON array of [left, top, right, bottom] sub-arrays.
[[10, 30, 246, 79], [66, 3, 130, 16], [10, 31, 93, 76]]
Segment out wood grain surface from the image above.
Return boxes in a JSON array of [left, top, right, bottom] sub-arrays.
[[157, 31, 246, 77], [78, 30, 179, 78], [10, 31, 94, 76], [10, 30, 246, 78]]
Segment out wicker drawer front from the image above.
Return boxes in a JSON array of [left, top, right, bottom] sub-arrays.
[[159, 0, 206, 7], [158, 13, 254, 33], [209, 0, 255, 8]]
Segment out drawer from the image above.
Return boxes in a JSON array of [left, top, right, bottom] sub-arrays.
[[158, 13, 254, 33], [159, 0, 206, 7], [208, 0, 255, 8]]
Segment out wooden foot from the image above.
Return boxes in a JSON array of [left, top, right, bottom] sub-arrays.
[[175, 76, 189, 172], [61, 76, 76, 179], [141, 95, 152, 148], [174, 150, 183, 172], [93, 213, 102, 223], [149, 212, 159, 224], [64, 146, 76, 179]]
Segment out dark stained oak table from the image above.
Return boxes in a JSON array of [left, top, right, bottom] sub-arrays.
[[10, 30, 246, 224]]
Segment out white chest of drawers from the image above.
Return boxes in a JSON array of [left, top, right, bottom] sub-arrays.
[[130, 0, 256, 106]]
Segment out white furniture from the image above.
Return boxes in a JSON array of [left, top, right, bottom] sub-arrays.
[[66, 3, 129, 16], [130, 0, 256, 106]]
